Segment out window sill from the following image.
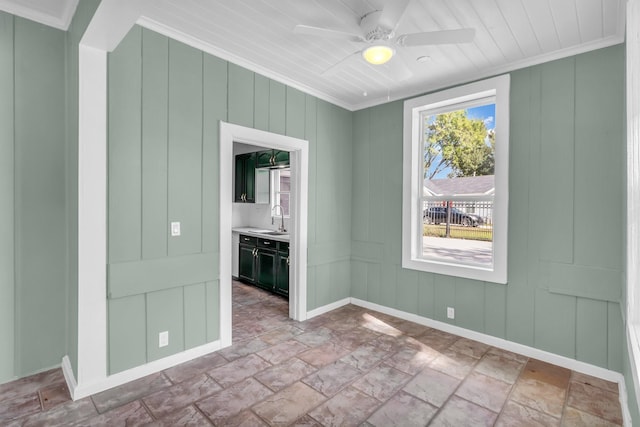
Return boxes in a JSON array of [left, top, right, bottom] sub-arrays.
[[402, 256, 506, 284]]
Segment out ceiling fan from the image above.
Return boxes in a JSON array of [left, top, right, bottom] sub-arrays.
[[293, 0, 475, 80]]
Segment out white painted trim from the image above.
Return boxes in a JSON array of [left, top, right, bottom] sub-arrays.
[[219, 122, 309, 336], [0, 0, 79, 30], [351, 35, 625, 111], [77, 44, 108, 390], [70, 341, 221, 400], [306, 298, 352, 319], [350, 297, 623, 384], [61, 356, 78, 399], [627, 0, 640, 421], [136, 16, 352, 112], [80, 0, 149, 52], [402, 75, 509, 284]]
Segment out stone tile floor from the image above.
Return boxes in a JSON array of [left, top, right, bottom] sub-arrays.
[[0, 280, 624, 426]]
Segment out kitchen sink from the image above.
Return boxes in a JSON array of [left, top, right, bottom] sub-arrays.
[[262, 231, 288, 236]]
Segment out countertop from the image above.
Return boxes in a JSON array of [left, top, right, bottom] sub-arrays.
[[233, 227, 290, 242]]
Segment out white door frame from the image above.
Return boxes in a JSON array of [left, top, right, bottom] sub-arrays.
[[218, 122, 308, 347]]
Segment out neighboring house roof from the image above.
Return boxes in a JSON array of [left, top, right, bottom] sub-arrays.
[[424, 175, 495, 196]]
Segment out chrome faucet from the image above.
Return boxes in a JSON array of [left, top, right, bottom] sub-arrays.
[[271, 205, 286, 232]]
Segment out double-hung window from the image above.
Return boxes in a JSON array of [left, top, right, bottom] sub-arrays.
[[402, 75, 510, 283], [271, 168, 290, 218]]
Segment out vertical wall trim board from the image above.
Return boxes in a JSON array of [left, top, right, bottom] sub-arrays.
[[0, 11, 15, 383], [77, 43, 108, 388]]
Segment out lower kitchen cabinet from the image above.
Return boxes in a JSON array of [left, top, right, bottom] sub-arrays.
[[238, 235, 258, 283], [275, 251, 289, 297], [238, 234, 289, 297], [256, 249, 276, 291]]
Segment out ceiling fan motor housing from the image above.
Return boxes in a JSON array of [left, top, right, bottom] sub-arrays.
[[360, 10, 394, 42]]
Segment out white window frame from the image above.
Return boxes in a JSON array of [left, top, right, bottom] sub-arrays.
[[402, 75, 510, 284], [270, 168, 291, 219]]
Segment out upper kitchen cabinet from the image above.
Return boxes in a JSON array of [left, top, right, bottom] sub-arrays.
[[256, 149, 289, 168], [234, 153, 256, 203]]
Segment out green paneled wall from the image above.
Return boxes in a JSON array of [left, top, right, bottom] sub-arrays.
[[107, 27, 353, 373], [351, 44, 625, 371], [0, 13, 72, 384], [14, 15, 67, 378], [0, 11, 15, 383], [0, 9, 631, 413]]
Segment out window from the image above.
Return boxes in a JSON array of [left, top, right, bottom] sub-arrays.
[[402, 75, 510, 283], [271, 168, 290, 217]]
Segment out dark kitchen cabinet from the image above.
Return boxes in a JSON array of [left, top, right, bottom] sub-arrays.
[[235, 153, 256, 202], [238, 235, 257, 283], [256, 149, 289, 168], [275, 242, 289, 297], [256, 248, 277, 291], [238, 234, 289, 297]]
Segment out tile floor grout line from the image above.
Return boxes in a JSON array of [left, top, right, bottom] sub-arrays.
[[422, 348, 487, 425], [490, 352, 531, 425], [2, 281, 625, 426]]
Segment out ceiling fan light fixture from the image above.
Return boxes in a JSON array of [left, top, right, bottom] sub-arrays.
[[362, 45, 395, 65]]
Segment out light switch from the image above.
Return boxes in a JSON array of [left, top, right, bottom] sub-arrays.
[[170, 222, 181, 237]]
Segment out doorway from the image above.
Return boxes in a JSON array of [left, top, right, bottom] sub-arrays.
[[219, 122, 309, 348]]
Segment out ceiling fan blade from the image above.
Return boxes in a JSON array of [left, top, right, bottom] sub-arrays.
[[378, 0, 410, 30], [321, 51, 363, 76], [398, 28, 476, 46], [293, 24, 364, 41]]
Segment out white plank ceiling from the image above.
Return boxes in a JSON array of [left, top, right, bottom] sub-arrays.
[[1, 0, 627, 110]]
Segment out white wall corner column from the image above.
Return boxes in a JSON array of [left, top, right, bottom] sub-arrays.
[[74, 0, 143, 399], [627, 0, 640, 419], [75, 43, 108, 399]]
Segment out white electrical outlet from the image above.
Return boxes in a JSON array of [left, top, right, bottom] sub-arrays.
[[170, 222, 181, 237], [447, 307, 455, 319], [159, 331, 169, 347]]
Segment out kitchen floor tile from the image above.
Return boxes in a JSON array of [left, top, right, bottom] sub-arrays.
[[142, 373, 222, 419], [297, 341, 351, 367], [352, 363, 412, 401], [90, 372, 171, 413], [252, 382, 326, 425], [403, 366, 460, 407], [566, 380, 623, 424], [429, 395, 498, 427], [207, 353, 271, 388], [302, 361, 362, 396], [256, 339, 308, 364], [454, 371, 512, 412], [366, 390, 438, 427], [2, 281, 624, 427], [195, 377, 273, 424], [254, 357, 317, 391], [307, 386, 379, 426], [162, 351, 228, 384], [495, 400, 560, 427]]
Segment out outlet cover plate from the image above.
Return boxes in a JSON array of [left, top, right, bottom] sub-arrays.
[[159, 331, 169, 347], [447, 307, 455, 319]]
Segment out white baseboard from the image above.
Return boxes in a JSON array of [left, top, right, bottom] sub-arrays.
[[61, 355, 78, 399], [352, 298, 633, 425], [65, 340, 223, 400], [306, 297, 351, 319], [351, 298, 623, 384]]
